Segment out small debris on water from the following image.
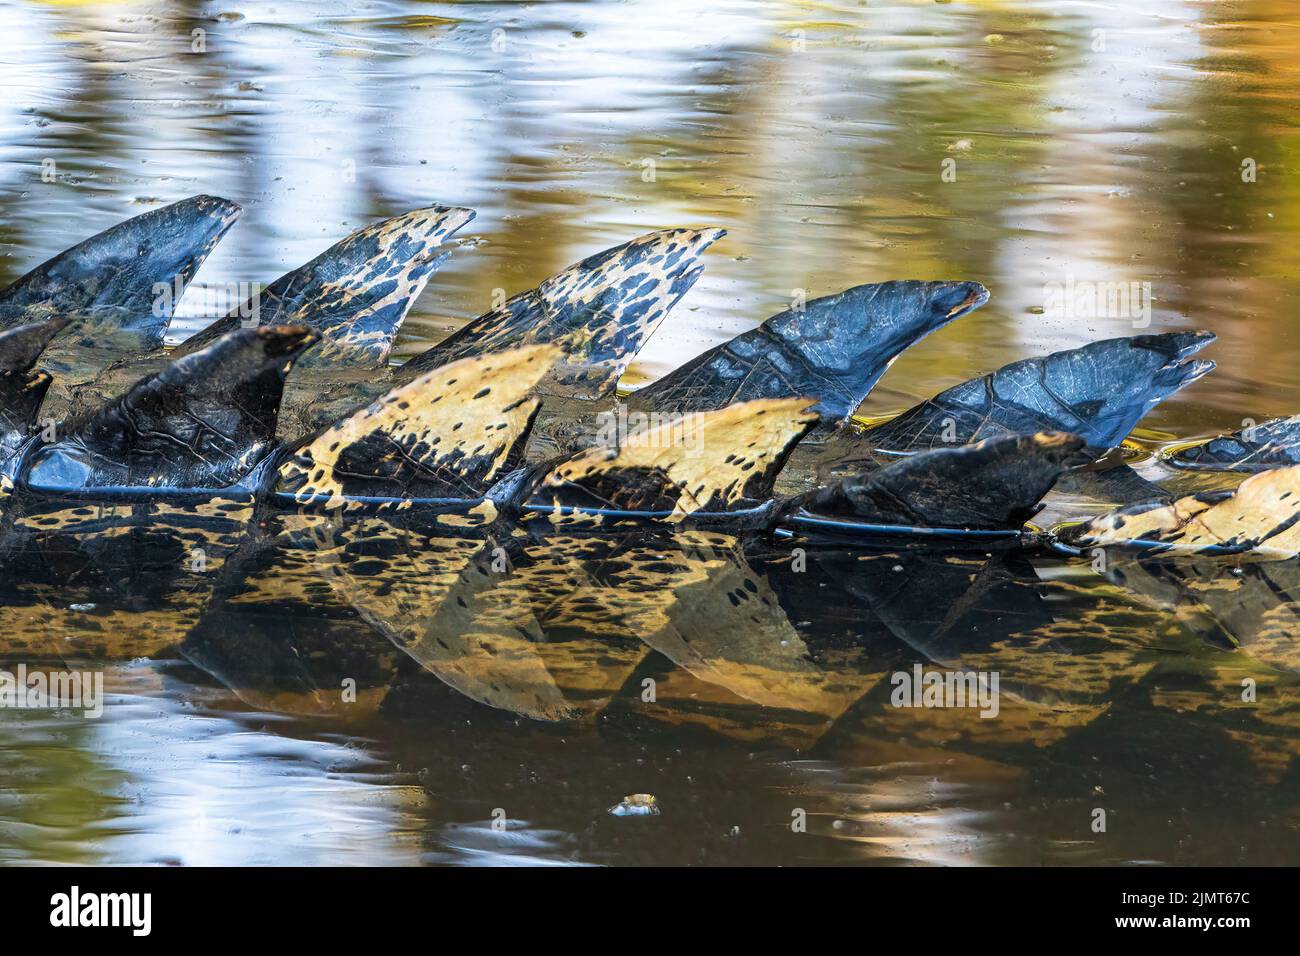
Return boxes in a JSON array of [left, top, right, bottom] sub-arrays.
[[609, 794, 659, 817]]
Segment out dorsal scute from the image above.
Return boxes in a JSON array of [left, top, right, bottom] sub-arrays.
[[399, 227, 725, 398], [23, 325, 319, 492], [1067, 463, 1300, 558], [632, 280, 989, 422], [866, 331, 1217, 454], [0, 195, 241, 347], [175, 205, 475, 365], [794, 431, 1084, 530], [520, 397, 819, 521], [1170, 413, 1300, 473], [276, 344, 563, 507]]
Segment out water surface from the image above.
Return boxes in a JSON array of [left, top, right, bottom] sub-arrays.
[[2, 0, 1300, 866]]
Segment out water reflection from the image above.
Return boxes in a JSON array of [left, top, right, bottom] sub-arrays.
[[2, 494, 1299, 864], [0, 662, 430, 865], [2, 0, 1300, 865]]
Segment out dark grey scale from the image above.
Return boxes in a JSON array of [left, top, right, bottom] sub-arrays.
[[631, 280, 989, 424], [181, 604, 409, 718], [788, 433, 1084, 531], [791, 546, 1050, 669], [864, 331, 1216, 455], [0, 196, 241, 343], [1060, 461, 1187, 508], [0, 316, 73, 466], [817, 551, 1098, 749], [22, 325, 319, 492], [1106, 557, 1300, 659], [0, 197, 242, 433], [1169, 415, 1300, 472]]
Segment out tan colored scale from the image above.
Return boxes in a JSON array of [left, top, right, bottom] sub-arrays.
[[277, 344, 561, 509], [529, 397, 818, 522], [294, 514, 577, 720], [1074, 464, 1300, 558], [639, 541, 840, 704], [1104, 557, 1300, 675], [598, 533, 890, 747], [487, 535, 656, 715]]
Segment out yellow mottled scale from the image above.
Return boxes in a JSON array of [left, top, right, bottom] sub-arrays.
[[290, 206, 473, 358], [1106, 557, 1300, 675], [223, 518, 355, 611], [490, 535, 651, 715], [394, 558, 578, 722], [277, 344, 561, 508], [471, 528, 883, 733], [629, 532, 876, 717], [457, 228, 724, 397], [528, 397, 818, 523], [545, 531, 888, 748], [1075, 464, 1300, 558], [307, 515, 577, 720], [439, 501, 499, 527]]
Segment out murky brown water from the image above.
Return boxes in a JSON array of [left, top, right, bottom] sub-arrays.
[[2, 0, 1300, 865]]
